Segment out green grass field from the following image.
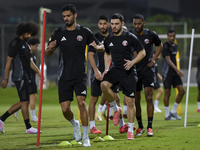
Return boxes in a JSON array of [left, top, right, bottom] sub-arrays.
[[0, 86, 200, 150]]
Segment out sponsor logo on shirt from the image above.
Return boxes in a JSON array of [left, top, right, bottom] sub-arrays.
[[150, 82, 154, 86], [61, 36, 67, 41], [109, 42, 114, 47], [130, 92, 135, 96], [122, 40, 128, 46], [77, 35, 83, 41], [172, 52, 177, 55], [81, 90, 86, 95], [22, 45, 25, 49], [144, 39, 150, 44]]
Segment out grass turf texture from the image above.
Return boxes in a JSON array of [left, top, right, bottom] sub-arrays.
[[0, 86, 200, 150]]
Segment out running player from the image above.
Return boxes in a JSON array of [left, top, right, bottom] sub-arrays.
[[45, 4, 104, 147], [161, 29, 185, 120], [0, 21, 41, 134], [101, 13, 146, 140], [130, 14, 163, 137]]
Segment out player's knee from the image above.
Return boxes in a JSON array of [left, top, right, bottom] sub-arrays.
[[78, 100, 86, 109], [101, 81, 108, 92], [179, 89, 186, 96], [62, 106, 71, 114]]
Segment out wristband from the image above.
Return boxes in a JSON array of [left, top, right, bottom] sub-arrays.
[[3, 79, 8, 81]]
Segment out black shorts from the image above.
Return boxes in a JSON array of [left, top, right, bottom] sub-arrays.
[[58, 77, 87, 103], [29, 80, 37, 95], [103, 67, 137, 98], [14, 80, 30, 102], [91, 78, 119, 97], [154, 79, 160, 90], [163, 73, 183, 89], [136, 69, 155, 92]]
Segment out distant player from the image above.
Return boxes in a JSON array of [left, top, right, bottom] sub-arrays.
[[161, 29, 185, 120], [130, 14, 163, 137], [101, 13, 146, 140]]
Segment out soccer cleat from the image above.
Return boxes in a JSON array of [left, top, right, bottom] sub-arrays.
[[113, 107, 121, 126], [127, 131, 134, 140], [119, 124, 128, 133], [26, 127, 38, 134], [170, 112, 181, 120], [165, 116, 176, 120], [109, 116, 113, 120], [0, 120, 5, 134], [135, 128, 145, 137], [102, 112, 107, 120], [197, 109, 200, 113], [74, 121, 81, 142], [90, 126, 101, 134], [154, 107, 162, 113], [123, 114, 127, 118], [147, 128, 153, 137], [82, 137, 91, 147], [95, 111, 103, 122], [13, 112, 18, 121]]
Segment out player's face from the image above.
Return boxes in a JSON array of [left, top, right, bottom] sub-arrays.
[[168, 32, 176, 44], [31, 44, 39, 52], [133, 19, 145, 34], [23, 33, 31, 41], [98, 19, 110, 34], [111, 19, 123, 35], [62, 10, 77, 27]]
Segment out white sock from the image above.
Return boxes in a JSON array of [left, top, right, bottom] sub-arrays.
[[128, 122, 134, 133], [97, 104, 103, 112], [154, 100, 159, 108], [109, 107, 112, 117], [70, 118, 78, 127], [171, 102, 179, 113], [30, 110, 36, 118], [109, 100, 119, 112], [164, 106, 169, 118], [82, 126, 88, 139], [119, 118, 125, 128], [90, 121, 95, 130], [198, 102, 200, 109], [123, 105, 127, 115], [102, 104, 107, 113]]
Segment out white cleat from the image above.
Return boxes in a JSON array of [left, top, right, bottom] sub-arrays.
[[82, 137, 91, 147], [154, 107, 162, 113], [13, 111, 19, 121], [74, 121, 81, 142], [170, 112, 181, 120], [0, 120, 5, 134]]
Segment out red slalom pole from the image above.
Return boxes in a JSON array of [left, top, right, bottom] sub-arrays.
[[106, 102, 110, 135], [37, 10, 46, 147]]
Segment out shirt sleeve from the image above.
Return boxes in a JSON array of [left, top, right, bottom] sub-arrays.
[[162, 43, 170, 58], [152, 30, 162, 46], [8, 38, 19, 58], [85, 27, 100, 45], [48, 28, 59, 48]]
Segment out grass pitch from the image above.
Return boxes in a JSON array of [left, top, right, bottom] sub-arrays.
[[0, 86, 200, 150]]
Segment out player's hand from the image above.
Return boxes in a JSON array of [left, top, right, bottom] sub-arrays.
[[95, 70, 103, 81], [148, 58, 155, 68], [48, 40, 57, 51], [89, 41, 97, 49], [102, 70, 108, 79], [124, 59, 134, 70], [1, 79, 8, 88], [177, 70, 184, 77]]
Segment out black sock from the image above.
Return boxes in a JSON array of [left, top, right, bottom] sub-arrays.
[[24, 119, 32, 129], [136, 116, 143, 129], [147, 117, 153, 129], [0, 111, 11, 122]]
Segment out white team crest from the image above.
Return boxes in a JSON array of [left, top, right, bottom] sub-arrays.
[[122, 40, 128, 46], [144, 39, 150, 44], [77, 35, 83, 41]]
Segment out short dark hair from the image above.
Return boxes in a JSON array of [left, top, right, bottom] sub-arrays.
[[111, 13, 124, 22], [167, 29, 176, 35], [28, 38, 40, 45], [15, 21, 39, 36], [98, 15, 109, 22], [133, 14, 144, 21], [62, 4, 77, 14]]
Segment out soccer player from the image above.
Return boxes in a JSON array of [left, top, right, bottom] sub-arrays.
[[197, 55, 200, 112], [45, 4, 104, 147], [161, 29, 185, 120], [0, 21, 41, 134], [130, 14, 163, 137], [101, 13, 146, 140], [13, 38, 40, 121], [153, 53, 163, 113]]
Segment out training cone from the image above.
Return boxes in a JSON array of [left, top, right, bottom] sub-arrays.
[[197, 124, 200, 127], [103, 135, 114, 141], [59, 141, 72, 146], [70, 140, 82, 145], [93, 136, 105, 142]]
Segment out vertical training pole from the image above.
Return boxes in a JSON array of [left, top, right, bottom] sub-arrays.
[[37, 10, 46, 147], [106, 102, 110, 135], [184, 29, 195, 127]]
